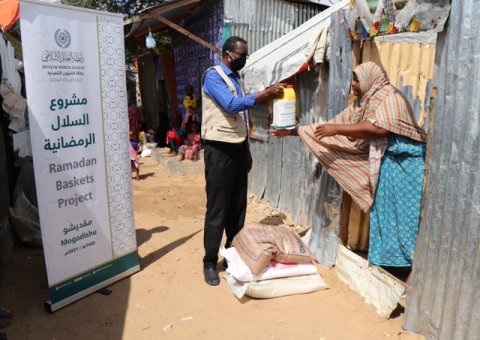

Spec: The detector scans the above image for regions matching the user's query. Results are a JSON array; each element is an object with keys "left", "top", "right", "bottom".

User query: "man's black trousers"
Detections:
[{"left": 203, "top": 140, "right": 248, "bottom": 267}]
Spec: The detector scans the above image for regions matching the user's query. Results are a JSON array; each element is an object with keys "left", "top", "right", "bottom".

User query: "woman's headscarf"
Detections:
[
  {"left": 355, "top": 61, "right": 390, "bottom": 99},
  {"left": 349, "top": 62, "right": 427, "bottom": 142}
]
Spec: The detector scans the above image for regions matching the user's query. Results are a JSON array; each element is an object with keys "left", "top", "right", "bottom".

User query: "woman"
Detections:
[
  {"left": 271, "top": 62, "right": 427, "bottom": 271},
  {"left": 128, "top": 102, "right": 141, "bottom": 135}
]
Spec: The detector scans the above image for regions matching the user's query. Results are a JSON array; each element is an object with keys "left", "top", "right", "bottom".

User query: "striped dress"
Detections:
[{"left": 298, "top": 62, "right": 427, "bottom": 266}]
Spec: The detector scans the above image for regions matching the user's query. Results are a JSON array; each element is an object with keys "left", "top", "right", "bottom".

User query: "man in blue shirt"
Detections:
[{"left": 201, "top": 36, "right": 285, "bottom": 286}]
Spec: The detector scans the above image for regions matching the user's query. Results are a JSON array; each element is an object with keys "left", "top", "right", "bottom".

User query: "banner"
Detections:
[{"left": 20, "top": 0, "right": 139, "bottom": 312}]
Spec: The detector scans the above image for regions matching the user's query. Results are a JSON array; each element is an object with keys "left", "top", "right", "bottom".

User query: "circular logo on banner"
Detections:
[{"left": 54, "top": 29, "right": 71, "bottom": 49}]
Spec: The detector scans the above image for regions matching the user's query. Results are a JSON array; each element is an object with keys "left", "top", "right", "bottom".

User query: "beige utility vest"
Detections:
[{"left": 201, "top": 66, "right": 248, "bottom": 143}]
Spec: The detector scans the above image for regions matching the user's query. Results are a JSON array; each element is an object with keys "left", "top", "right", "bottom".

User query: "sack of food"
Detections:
[
  {"left": 232, "top": 222, "right": 317, "bottom": 274},
  {"left": 226, "top": 273, "right": 329, "bottom": 299},
  {"left": 220, "top": 246, "right": 318, "bottom": 282}
]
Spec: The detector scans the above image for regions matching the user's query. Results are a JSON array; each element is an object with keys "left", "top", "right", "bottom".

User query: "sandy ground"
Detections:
[{"left": 0, "top": 157, "right": 424, "bottom": 340}]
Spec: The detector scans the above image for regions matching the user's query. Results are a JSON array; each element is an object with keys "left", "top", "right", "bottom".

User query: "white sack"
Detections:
[{"left": 220, "top": 246, "right": 318, "bottom": 282}]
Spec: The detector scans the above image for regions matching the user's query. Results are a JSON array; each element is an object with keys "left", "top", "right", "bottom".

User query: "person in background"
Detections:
[
  {"left": 166, "top": 116, "right": 186, "bottom": 156},
  {"left": 129, "top": 130, "right": 139, "bottom": 151},
  {"left": 129, "top": 132, "right": 140, "bottom": 180},
  {"left": 201, "top": 36, "right": 285, "bottom": 286},
  {"left": 128, "top": 101, "right": 141, "bottom": 135},
  {"left": 271, "top": 62, "right": 426, "bottom": 286},
  {"left": 0, "top": 307, "right": 12, "bottom": 339},
  {"left": 182, "top": 84, "right": 201, "bottom": 127},
  {"left": 178, "top": 121, "right": 201, "bottom": 161},
  {"left": 146, "top": 128, "right": 157, "bottom": 143}
]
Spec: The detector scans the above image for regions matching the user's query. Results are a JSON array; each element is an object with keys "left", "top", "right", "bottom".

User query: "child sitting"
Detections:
[
  {"left": 166, "top": 119, "right": 186, "bottom": 156},
  {"left": 178, "top": 121, "right": 202, "bottom": 161},
  {"left": 129, "top": 131, "right": 140, "bottom": 180},
  {"left": 129, "top": 130, "right": 139, "bottom": 151}
]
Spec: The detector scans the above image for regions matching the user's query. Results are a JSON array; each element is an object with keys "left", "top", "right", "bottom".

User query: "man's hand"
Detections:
[
  {"left": 314, "top": 124, "right": 337, "bottom": 140},
  {"left": 265, "top": 83, "right": 286, "bottom": 98},
  {"left": 255, "top": 83, "right": 287, "bottom": 104}
]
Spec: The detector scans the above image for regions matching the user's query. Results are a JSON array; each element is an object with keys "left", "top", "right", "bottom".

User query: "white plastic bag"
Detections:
[
  {"left": 140, "top": 149, "right": 152, "bottom": 158},
  {"left": 220, "top": 246, "right": 318, "bottom": 282},
  {"left": 145, "top": 31, "right": 156, "bottom": 49}
]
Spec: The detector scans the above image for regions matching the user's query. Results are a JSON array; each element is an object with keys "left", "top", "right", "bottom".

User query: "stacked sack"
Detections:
[{"left": 221, "top": 222, "right": 329, "bottom": 299}]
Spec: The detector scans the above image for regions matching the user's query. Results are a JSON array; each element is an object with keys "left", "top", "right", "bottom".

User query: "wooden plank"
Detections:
[
  {"left": 124, "top": 0, "right": 200, "bottom": 25},
  {"left": 335, "top": 245, "right": 405, "bottom": 318},
  {"left": 150, "top": 0, "right": 200, "bottom": 16},
  {"left": 347, "top": 200, "right": 369, "bottom": 251},
  {"left": 150, "top": 13, "right": 221, "bottom": 55}
]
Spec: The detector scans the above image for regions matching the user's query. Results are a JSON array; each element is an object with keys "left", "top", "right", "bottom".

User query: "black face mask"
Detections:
[{"left": 230, "top": 56, "right": 247, "bottom": 72}]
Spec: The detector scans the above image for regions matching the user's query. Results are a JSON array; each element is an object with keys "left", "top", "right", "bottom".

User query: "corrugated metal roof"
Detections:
[
  {"left": 224, "top": 0, "right": 323, "bottom": 54},
  {"left": 403, "top": 1, "right": 480, "bottom": 339},
  {"left": 125, "top": 0, "right": 202, "bottom": 38}
]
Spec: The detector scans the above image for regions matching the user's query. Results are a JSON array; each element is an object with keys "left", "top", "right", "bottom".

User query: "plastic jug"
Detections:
[{"left": 272, "top": 85, "right": 296, "bottom": 129}]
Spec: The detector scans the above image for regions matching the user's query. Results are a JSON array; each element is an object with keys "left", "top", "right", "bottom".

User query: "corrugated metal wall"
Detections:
[
  {"left": 249, "top": 9, "right": 352, "bottom": 266},
  {"left": 403, "top": 1, "right": 480, "bottom": 339},
  {"left": 361, "top": 35, "right": 436, "bottom": 127},
  {"left": 224, "top": 0, "right": 321, "bottom": 53}
]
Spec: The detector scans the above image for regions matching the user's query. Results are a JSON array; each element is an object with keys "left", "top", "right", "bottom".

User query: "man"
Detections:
[{"left": 201, "top": 36, "right": 285, "bottom": 286}]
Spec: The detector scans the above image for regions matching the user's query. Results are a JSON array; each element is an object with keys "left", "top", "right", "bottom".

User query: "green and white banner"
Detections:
[{"left": 20, "top": 0, "right": 139, "bottom": 312}]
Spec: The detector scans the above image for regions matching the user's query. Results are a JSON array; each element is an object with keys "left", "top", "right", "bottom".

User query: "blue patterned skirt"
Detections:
[{"left": 368, "top": 134, "right": 426, "bottom": 267}]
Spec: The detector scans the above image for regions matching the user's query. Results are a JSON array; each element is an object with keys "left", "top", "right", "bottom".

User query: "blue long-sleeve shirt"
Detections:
[{"left": 202, "top": 63, "right": 256, "bottom": 120}]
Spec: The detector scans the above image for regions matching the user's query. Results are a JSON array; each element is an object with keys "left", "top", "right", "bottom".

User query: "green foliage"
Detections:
[
  {"left": 61, "top": 0, "right": 117, "bottom": 13},
  {"left": 60, "top": 0, "right": 158, "bottom": 16}
]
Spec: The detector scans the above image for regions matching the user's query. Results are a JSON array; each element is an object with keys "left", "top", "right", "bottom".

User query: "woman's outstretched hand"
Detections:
[{"left": 314, "top": 124, "right": 337, "bottom": 140}]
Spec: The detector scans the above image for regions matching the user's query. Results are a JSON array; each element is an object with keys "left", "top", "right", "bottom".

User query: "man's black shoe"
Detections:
[{"left": 203, "top": 266, "right": 220, "bottom": 286}]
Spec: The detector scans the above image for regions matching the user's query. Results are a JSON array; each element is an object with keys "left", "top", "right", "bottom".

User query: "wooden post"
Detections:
[{"left": 150, "top": 13, "right": 221, "bottom": 55}]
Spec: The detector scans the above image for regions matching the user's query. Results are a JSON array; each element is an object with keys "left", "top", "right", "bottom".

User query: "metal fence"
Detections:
[
  {"left": 404, "top": 1, "right": 480, "bottom": 339},
  {"left": 225, "top": 0, "right": 321, "bottom": 53},
  {"left": 248, "top": 9, "right": 352, "bottom": 266}
]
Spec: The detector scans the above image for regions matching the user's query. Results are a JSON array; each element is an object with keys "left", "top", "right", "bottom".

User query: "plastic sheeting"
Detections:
[
  {"left": 403, "top": 1, "right": 480, "bottom": 339},
  {"left": 241, "top": 0, "right": 349, "bottom": 93},
  {"left": 0, "top": 0, "right": 19, "bottom": 32},
  {"left": 0, "top": 38, "right": 21, "bottom": 93}
]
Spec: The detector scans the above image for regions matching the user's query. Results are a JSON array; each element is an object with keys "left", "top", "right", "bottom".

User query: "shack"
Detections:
[
  {"left": 124, "top": 0, "right": 329, "bottom": 136},
  {"left": 243, "top": 0, "right": 480, "bottom": 339}
]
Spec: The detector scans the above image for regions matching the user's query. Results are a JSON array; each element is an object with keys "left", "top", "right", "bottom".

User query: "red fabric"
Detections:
[
  {"left": 166, "top": 129, "right": 184, "bottom": 146},
  {"left": 128, "top": 103, "right": 141, "bottom": 134},
  {"left": 0, "top": 0, "right": 19, "bottom": 32}
]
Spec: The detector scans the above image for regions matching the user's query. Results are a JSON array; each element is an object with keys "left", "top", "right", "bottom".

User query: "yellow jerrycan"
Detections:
[{"left": 271, "top": 85, "right": 296, "bottom": 129}]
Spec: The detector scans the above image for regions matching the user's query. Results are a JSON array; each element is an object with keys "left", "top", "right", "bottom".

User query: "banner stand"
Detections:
[
  {"left": 44, "top": 262, "right": 139, "bottom": 313},
  {"left": 21, "top": 0, "right": 140, "bottom": 311}
]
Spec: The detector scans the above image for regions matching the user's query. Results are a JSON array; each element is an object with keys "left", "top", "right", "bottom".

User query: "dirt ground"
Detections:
[{"left": 0, "top": 157, "right": 424, "bottom": 340}]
